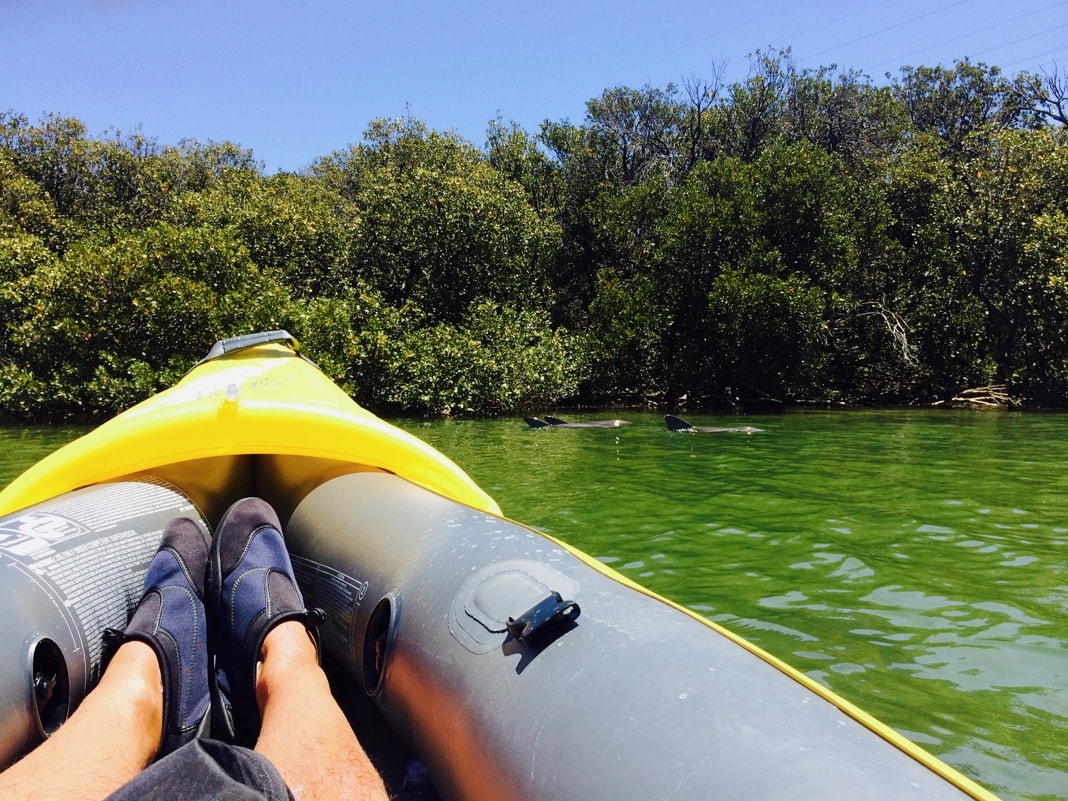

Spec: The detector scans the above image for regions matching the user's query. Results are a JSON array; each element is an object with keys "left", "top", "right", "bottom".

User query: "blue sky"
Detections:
[{"left": 3, "top": 0, "right": 1066, "bottom": 172}]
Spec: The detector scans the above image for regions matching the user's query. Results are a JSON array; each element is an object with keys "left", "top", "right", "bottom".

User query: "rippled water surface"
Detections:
[
  {"left": 400, "top": 410, "right": 1067, "bottom": 801},
  {"left": 3, "top": 410, "right": 1066, "bottom": 801}
]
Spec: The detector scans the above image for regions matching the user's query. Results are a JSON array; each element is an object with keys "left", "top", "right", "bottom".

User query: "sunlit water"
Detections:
[{"left": 3, "top": 410, "right": 1066, "bottom": 801}]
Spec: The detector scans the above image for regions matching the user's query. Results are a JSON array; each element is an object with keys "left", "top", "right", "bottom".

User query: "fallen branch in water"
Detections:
[{"left": 947, "top": 385, "right": 1013, "bottom": 408}]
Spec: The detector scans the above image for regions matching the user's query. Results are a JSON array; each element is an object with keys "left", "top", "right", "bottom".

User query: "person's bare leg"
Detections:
[
  {"left": 254, "top": 621, "right": 387, "bottom": 801},
  {"left": 0, "top": 641, "right": 162, "bottom": 801}
]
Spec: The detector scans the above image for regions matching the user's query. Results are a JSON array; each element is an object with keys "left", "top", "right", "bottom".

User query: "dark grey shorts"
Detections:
[{"left": 105, "top": 738, "right": 293, "bottom": 801}]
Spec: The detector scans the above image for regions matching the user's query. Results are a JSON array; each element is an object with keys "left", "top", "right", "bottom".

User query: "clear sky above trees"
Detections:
[{"left": 2, "top": 0, "right": 1065, "bottom": 172}]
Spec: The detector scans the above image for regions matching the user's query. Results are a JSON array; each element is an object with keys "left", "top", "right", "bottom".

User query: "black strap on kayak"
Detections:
[
  {"left": 506, "top": 592, "right": 580, "bottom": 647},
  {"left": 196, "top": 330, "right": 301, "bottom": 365}
]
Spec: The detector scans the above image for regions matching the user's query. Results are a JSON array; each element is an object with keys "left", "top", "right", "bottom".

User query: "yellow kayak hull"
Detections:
[{"left": 0, "top": 335, "right": 498, "bottom": 520}]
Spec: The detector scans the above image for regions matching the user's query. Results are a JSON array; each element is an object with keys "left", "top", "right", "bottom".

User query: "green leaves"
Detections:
[
  {"left": 706, "top": 269, "right": 826, "bottom": 399},
  {"left": 387, "top": 302, "right": 581, "bottom": 416},
  {"left": 883, "top": 126, "right": 1068, "bottom": 401},
  {"left": 1, "top": 69, "right": 1066, "bottom": 420},
  {"left": 326, "top": 122, "right": 559, "bottom": 324},
  {"left": 2, "top": 222, "right": 289, "bottom": 417}
]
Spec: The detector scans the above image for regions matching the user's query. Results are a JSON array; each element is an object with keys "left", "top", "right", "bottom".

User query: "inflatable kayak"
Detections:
[{"left": 0, "top": 331, "right": 998, "bottom": 801}]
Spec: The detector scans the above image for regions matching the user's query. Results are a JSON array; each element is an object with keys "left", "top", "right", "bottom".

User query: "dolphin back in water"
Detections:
[
  {"left": 544, "top": 415, "right": 630, "bottom": 428},
  {"left": 665, "top": 414, "right": 764, "bottom": 434},
  {"left": 525, "top": 415, "right": 631, "bottom": 428}
]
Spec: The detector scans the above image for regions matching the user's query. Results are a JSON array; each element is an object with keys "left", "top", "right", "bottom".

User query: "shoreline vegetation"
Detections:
[{"left": 2, "top": 50, "right": 1066, "bottom": 421}]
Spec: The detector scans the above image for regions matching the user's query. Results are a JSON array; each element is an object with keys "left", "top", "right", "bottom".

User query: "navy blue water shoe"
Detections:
[
  {"left": 105, "top": 516, "right": 211, "bottom": 759},
  {"left": 207, "top": 497, "right": 322, "bottom": 746}
]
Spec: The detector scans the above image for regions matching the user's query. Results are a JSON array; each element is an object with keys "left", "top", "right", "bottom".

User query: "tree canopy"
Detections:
[{"left": 1, "top": 54, "right": 1066, "bottom": 419}]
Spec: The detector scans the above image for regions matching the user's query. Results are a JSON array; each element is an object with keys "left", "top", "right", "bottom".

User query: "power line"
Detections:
[
  {"left": 795, "top": 0, "right": 972, "bottom": 66},
  {"left": 1003, "top": 44, "right": 1068, "bottom": 70},
  {"left": 971, "top": 22, "right": 1068, "bottom": 61},
  {"left": 865, "top": 0, "right": 1068, "bottom": 71}
]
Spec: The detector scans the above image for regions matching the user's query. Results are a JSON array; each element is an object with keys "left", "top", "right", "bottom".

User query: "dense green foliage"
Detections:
[{"left": 1, "top": 53, "right": 1066, "bottom": 419}]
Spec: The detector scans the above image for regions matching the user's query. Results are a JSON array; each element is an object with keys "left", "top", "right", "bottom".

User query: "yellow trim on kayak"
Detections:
[
  {"left": 530, "top": 526, "right": 1000, "bottom": 801},
  {"left": 0, "top": 343, "right": 499, "bottom": 518}
]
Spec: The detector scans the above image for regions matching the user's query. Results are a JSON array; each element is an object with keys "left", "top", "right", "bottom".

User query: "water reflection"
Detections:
[{"left": 0, "top": 424, "right": 89, "bottom": 487}]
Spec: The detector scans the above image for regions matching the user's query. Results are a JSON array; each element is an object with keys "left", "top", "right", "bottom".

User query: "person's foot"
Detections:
[
  {"left": 207, "top": 497, "right": 321, "bottom": 745},
  {"left": 105, "top": 517, "right": 211, "bottom": 758}
]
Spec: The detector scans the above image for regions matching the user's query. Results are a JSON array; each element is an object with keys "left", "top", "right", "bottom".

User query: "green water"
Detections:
[{"left": 3, "top": 411, "right": 1066, "bottom": 801}]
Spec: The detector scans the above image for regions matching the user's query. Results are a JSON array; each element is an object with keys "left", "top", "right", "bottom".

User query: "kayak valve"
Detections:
[{"left": 31, "top": 638, "right": 69, "bottom": 737}]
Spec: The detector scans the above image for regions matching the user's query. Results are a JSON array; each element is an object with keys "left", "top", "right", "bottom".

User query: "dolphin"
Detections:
[
  {"left": 545, "top": 415, "right": 631, "bottom": 428},
  {"left": 525, "top": 415, "right": 631, "bottom": 429},
  {"left": 665, "top": 414, "right": 764, "bottom": 434}
]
